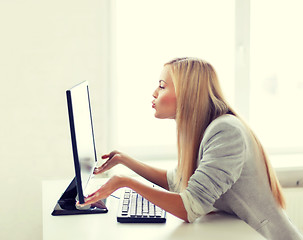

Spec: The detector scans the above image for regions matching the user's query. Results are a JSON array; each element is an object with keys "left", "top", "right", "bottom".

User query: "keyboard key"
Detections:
[
  {"left": 122, "top": 204, "right": 128, "bottom": 212},
  {"left": 124, "top": 192, "right": 130, "bottom": 199}
]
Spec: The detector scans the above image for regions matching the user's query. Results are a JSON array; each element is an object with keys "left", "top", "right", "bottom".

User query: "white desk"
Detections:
[{"left": 43, "top": 179, "right": 266, "bottom": 240}]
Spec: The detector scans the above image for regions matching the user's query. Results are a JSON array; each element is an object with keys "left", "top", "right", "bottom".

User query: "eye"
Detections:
[
  {"left": 158, "top": 80, "right": 166, "bottom": 89},
  {"left": 159, "top": 84, "right": 165, "bottom": 89}
]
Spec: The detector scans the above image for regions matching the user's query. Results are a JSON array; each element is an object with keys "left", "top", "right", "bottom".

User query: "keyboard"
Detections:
[{"left": 117, "top": 188, "right": 166, "bottom": 223}]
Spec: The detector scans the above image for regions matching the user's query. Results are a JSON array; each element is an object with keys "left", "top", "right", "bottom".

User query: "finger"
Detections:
[
  {"left": 94, "top": 166, "right": 104, "bottom": 174},
  {"left": 83, "top": 193, "right": 102, "bottom": 205},
  {"left": 84, "top": 193, "right": 95, "bottom": 200},
  {"left": 94, "top": 162, "right": 108, "bottom": 174},
  {"left": 101, "top": 154, "right": 110, "bottom": 159},
  {"left": 95, "top": 159, "right": 109, "bottom": 171},
  {"left": 76, "top": 200, "right": 90, "bottom": 207}
]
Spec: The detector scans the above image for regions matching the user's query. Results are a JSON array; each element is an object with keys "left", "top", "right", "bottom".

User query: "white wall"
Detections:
[{"left": 0, "top": 1, "right": 110, "bottom": 239}]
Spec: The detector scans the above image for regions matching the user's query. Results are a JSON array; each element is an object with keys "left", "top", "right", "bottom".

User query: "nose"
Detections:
[{"left": 152, "top": 88, "right": 158, "bottom": 99}]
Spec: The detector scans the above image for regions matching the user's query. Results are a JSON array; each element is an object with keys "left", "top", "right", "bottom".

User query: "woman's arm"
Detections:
[
  {"left": 127, "top": 177, "right": 187, "bottom": 221},
  {"left": 121, "top": 156, "right": 170, "bottom": 190},
  {"left": 80, "top": 175, "right": 188, "bottom": 222},
  {"left": 94, "top": 151, "right": 169, "bottom": 190}
]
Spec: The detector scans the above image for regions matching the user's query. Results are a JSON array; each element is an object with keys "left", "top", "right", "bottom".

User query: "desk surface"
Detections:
[{"left": 43, "top": 179, "right": 265, "bottom": 240}]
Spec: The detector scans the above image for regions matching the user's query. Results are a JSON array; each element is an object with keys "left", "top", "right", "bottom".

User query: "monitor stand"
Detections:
[{"left": 51, "top": 178, "right": 108, "bottom": 216}]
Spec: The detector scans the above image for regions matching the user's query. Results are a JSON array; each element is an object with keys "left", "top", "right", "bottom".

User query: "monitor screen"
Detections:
[{"left": 66, "top": 81, "right": 97, "bottom": 204}]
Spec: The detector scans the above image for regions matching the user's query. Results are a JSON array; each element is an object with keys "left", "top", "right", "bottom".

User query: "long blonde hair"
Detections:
[{"left": 165, "top": 57, "right": 285, "bottom": 209}]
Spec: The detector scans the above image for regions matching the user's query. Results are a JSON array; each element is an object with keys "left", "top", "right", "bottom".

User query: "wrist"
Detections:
[
  {"left": 118, "top": 153, "right": 132, "bottom": 167},
  {"left": 114, "top": 175, "right": 132, "bottom": 189},
  {"left": 121, "top": 176, "right": 138, "bottom": 190}
]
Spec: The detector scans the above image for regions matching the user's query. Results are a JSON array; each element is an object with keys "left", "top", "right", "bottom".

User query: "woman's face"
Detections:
[{"left": 152, "top": 66, "right": 177, "bottom": 119}]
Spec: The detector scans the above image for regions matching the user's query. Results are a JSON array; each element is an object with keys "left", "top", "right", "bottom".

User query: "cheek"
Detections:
[{"left": 158, "top": 93, "right": 177, "bottom": 109}]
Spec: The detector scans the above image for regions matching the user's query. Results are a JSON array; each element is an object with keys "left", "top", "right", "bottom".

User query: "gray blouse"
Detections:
[{"left": 167, "top": 114, "right": 303, "bottom": 240}]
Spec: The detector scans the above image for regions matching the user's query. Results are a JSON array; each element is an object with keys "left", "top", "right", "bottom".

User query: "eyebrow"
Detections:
[{"left": 159, "top": 80, "right": 167, "bottom": 84}]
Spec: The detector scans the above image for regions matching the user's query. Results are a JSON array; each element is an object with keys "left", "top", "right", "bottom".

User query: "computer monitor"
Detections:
[
  {"left": 66, "top": 81, "right": 98, "bottom": 204},
  {"left": 52, "top": 81, "right": 107, "bottom": 215}
]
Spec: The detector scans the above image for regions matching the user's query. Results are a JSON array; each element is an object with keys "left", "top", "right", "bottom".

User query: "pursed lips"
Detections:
[{"left": 152, "top": 101, "right": 156, "bottom": 108}]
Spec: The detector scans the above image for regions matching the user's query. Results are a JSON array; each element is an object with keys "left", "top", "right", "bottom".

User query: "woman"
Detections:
[{"left": 81, "top": 57, "right": 303, "bottom": 240}]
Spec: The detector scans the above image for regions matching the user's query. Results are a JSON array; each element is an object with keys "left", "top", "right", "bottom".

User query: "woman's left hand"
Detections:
[{"left": 78, "top": 175, "right": 128, "bottom": 206}]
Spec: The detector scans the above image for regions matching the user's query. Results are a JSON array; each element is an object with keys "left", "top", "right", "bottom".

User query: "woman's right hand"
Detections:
[{"left": 94, "top": 150, "right": 126, "bottom": 175}]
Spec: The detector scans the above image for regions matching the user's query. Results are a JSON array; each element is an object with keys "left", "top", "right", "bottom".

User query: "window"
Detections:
[
  {"left": 107, "top": 0, "right": 303, "bottom": 162},
  {"left": 250, "top": 0, "right": 303, "bottom": 154},
  {"left": 112, "top": 0, "right": 235, "bottom": 159}
]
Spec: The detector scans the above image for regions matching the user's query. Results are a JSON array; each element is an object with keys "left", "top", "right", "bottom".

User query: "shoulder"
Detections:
[
  {"left": 203, "top": 114, "right": 247, "bottom": 144},
  {"left": 199, "top": 114, "right": 248, "bottom": 160},
  {"left": 206, "top": 114, "right": 244, "bottom": 134}
]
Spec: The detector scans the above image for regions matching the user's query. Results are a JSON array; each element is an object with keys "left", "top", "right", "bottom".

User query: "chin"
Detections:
[
  {"left": 154, "top": 114, "right": 174, "bottom": 120},
  {"left": 154, "top": 110, "right": 176, "bottom": 119},
  {"left": 154, "top": 113, "right": 163, "bottom": 119}
]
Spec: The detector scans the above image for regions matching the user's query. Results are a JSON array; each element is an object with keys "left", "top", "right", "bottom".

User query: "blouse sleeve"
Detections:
[{"left": 180, "top": 120, "right": 246, "bottom": 222}]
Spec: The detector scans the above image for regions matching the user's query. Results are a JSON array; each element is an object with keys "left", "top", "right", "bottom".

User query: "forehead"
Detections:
[{"left": 159, "top": 66, "right": 173, "bottom": 84}]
